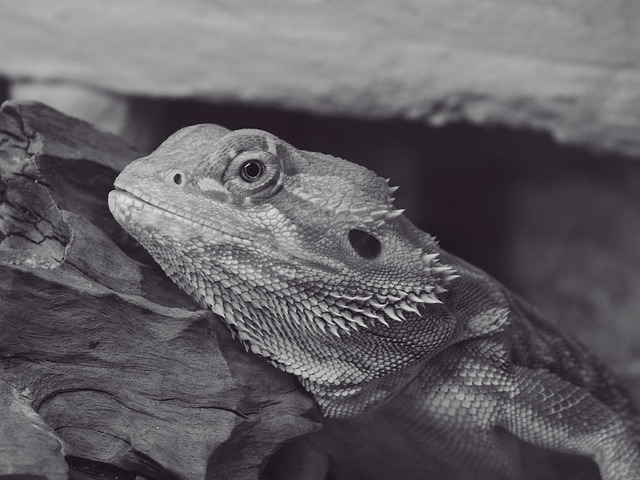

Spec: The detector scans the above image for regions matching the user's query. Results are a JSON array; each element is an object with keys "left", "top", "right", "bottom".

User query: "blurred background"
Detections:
[{"left": 1, "top": 1, "right": 639, "bottom": 398}]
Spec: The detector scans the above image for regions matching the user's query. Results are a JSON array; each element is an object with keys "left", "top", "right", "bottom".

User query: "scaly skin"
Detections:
[{"left": 109, "top": 124, "right": 640, "bottom": 480}]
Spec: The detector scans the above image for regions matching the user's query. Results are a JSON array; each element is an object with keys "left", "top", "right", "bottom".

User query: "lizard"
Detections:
[{"left": 108, "top": 124, "right": 640, "bottom": 480}]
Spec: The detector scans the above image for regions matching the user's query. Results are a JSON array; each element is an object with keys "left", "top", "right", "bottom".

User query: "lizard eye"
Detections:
[
  {"left": 223, "top": 148, "right": 281, "bottom": 200},
  {"left": 348, "top": 229, "right": 381, "bottom": 259},
  {"left": 240, "top": 160, "right": 265, "bottom": 182}
]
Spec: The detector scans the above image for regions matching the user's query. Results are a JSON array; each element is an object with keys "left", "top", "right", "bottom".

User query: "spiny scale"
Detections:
[{"left": 302, "top": 254, "right": 456, "bottom": 339}]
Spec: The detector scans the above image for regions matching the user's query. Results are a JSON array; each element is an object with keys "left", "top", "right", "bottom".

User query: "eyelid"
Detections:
[{"left": 233, "top": 150, "right": 276, "bottom": 165}]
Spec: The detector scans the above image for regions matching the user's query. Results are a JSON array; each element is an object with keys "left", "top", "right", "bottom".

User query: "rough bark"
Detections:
[{"left": 0, "top": 101, "right": 320, "bottom": 480}]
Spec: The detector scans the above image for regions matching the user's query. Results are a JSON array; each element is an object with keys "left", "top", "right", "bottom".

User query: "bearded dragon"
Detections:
[{"left": 108, "top": 124, "right": 640, "bottom": 480}]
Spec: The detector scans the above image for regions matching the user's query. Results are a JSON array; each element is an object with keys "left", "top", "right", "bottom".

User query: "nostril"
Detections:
[{"left": 164, "top": 170, "right": 187, "bottom": 188}]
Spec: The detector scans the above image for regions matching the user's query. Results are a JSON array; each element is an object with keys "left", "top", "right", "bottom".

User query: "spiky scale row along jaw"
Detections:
[{"left": 108, "top": 124, "right": 460, "bottom": 416}]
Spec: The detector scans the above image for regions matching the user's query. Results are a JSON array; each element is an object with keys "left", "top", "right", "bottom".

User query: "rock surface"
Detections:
[
  {"left": 1, "top": 0, "right": 639, "bottom": 158},
  {"left": 0, "top": 101, "right": 320, "bottom": 480}
]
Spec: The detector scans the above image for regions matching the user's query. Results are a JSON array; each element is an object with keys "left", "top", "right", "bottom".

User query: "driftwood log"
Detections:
[{"left": 0, "top": 101, "right": 321, "bottom": 480}]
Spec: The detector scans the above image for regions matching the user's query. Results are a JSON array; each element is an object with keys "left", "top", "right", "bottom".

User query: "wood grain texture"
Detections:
[
  {"left": 0, "top": 381, "right": 68, "bottom": 479},
  {"left": 0, "top": 101, "right": 320, "bottom": 480},
  {"left": 1, "top": 0, "right": 639, "bottom": 157}
]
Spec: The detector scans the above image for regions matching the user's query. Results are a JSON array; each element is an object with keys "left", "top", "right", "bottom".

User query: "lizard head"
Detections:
[{"left": 109, "top": 124, "right": 460, "bottom": 414}]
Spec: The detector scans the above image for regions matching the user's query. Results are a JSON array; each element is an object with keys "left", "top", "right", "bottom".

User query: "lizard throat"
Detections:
[{"left": 109, "top": 188, "right": 459, "bottom": 342}]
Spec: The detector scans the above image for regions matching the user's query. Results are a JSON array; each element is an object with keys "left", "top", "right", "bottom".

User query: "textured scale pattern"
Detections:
[{"left": 109, "top": 124, "right": 640, "bottom": 479}]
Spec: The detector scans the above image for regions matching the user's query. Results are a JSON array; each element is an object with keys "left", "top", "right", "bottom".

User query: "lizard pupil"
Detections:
[
  {"left": 240, "top": 160, "right": 265, "bottom": 182},
  {"left": 348, "top": 229, "right": 382, "bottom": 260},
  {"left": 173, "top": 173, "right": 183, "bottom": 185}
]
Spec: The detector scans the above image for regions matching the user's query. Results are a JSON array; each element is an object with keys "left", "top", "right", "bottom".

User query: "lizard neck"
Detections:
[
  {"left": 160, "top": 250, "right": 461, "bottom": 418},
  {"left": 295, "top": 254, "right": 512, "bottom": 419},
  {"left": 154, "top": 228, "right": 510, "bottom": 420},
  {"left": 302, "top": 355, "right": 434, "bottom": 418},
  {"left": 271, "top": 301, "right": 459, "bottom": 418}
]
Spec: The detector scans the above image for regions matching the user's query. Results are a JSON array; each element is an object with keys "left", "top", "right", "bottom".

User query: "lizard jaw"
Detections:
[{"left": 109, "top": 188, "right": 274, "bottom": 251}]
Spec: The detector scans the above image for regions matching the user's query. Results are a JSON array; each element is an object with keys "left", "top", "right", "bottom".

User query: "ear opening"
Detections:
[{"left": 348, "top": 229, "right": 381, "bottom": 260}]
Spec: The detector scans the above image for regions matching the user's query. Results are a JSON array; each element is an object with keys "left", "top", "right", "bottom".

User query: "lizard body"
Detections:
[{"left": 108, "top": 124, "right": 640, "bottom": 479}]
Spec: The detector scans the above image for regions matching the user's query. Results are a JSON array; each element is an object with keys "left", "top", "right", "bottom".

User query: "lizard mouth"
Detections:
[
  {"left": 108, "top": 188, "right": 222, "bottom": 241},
  {"left": 109, "top": 187, "right": 184, "bottom": 219},
  {"left": 108, "top": 187, "right": 279, "bottom": 253},
  {"left": 109, "top": 188, "right": 172, "bottom": 226}
]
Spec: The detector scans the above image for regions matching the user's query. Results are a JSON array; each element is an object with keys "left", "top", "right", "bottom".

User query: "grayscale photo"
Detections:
[{"left": 0, "top": 2, "right": 639, "bottom": 479}]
